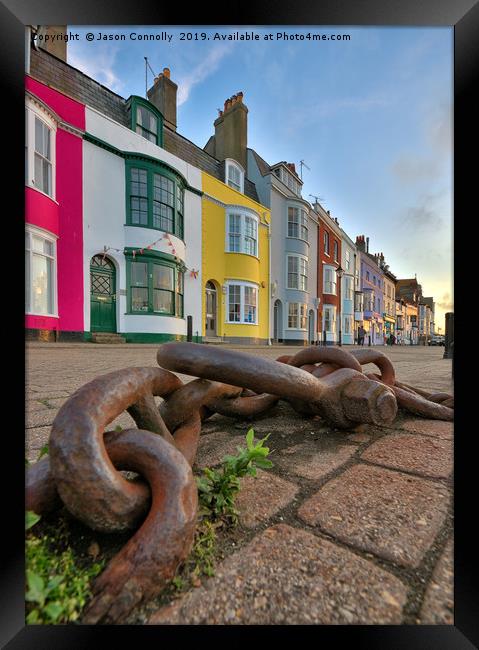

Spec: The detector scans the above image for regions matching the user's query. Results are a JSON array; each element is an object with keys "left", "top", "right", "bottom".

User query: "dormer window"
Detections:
[
  {"left": 136, "top": 105, "right": 158, "bottom": 143},
  {"left": 226, "top": 159, "right": 244, "bottom": 193},
  {"left": 128, "top": 96, "right": 163, "bottom": 147}
]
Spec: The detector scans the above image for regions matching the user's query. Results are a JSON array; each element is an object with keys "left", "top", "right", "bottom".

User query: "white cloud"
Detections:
[
  {"left": 176, "top": 44, "right": 234, "bottom": 106},
  {"left": 68, "top": 46, "right": 123, "bottom": 94}
]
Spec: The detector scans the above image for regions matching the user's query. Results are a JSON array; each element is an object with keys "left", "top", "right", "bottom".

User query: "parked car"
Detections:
[{"left": 428, "top": 335, "right": 445, "bottom": 346}]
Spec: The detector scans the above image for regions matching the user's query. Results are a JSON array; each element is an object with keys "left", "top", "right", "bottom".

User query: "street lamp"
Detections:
[{"left": 336, "top": 264, "right": 344, "bottom": 346}]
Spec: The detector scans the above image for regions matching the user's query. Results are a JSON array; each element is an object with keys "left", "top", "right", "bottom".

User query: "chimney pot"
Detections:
[{"left": 147, "top": 68, "right": 178, "bottom": 131}]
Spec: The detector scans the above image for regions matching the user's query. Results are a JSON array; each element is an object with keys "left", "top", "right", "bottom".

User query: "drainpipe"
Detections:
[{"left": 266, "top": 216, "right": 272, "bottom": 346}]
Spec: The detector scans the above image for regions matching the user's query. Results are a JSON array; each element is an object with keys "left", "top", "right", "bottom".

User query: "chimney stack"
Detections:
[
  {"left": 356, "top": 235, "right": 366, "bottom": 252},
  {"left": 211, "top": 92, "right": 248, "bottom": 170},
  {"left": 366, "top": 237, "right": 369, "bottom": 252},
  {"left": 147, "top": 67, "right": 178, "bottom": 131},
  {"left": 37, "top": 26, "right": 68, "bottom": 61}
]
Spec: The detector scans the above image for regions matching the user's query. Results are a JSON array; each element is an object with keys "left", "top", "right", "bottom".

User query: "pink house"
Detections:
[{"left": 25, "top": 76, "right": 85, "bottom": 340}]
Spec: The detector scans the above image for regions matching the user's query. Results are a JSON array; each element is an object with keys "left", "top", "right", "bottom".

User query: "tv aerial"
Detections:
[{"left": 299, "top": 160, "right": 310, "bottom": 180}]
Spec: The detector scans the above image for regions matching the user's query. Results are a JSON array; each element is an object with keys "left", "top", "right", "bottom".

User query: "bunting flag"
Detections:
[{"left": 99, "top": 233, "right": 200, "bottom": 278}]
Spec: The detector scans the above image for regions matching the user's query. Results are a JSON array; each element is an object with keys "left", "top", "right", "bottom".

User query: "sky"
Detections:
[{"left": 68, "top": 25, "right": 453, "bottom": 331}]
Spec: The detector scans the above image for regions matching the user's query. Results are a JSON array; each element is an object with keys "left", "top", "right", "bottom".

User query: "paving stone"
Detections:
[
  {"left": 194, "top": 431, "right": 247, "bottom": 469},
  {"left": 275, "top": 441, "right": 356, "bottom": 481},
  {"left": 25, "top": 410, "right": 59, "bottom": 428},
  {"left": 396, "top": 418, "right": 453, "bottom": 440},
  {"left": 361, "top": 433, "right": 453, "bottom": 479},
  {"left": 298, "top": 464, "right": 450, "bottom": 568},
  {"left": 26, "top": 400, "right": 55, "bottom": 414},
  {"left": 235, "top": 470, "right": 299, "bottom": 528},
  {"left": 150, "top": 524, "right": 408, "bottom": 625},
  {"left": 25, "top": 426, "right": 51, "bottom": 452},
  {"left": 347, "top": 433, "right": 372, "bottom": 443},
  {"left": 420, "top": 539, "right": 454, "bottom": 624},
  {"left": 45, "top": 397, "right": 70, "bottom": 408}
]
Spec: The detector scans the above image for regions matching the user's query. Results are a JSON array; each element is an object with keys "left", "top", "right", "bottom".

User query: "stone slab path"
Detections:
[{"left": 25, "top": 342, "right": 453, "bottom": 625}]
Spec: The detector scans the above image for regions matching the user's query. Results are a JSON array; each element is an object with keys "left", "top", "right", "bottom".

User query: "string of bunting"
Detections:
[{"left": 101, "top": 234, "right": 199, "bottom": 279}]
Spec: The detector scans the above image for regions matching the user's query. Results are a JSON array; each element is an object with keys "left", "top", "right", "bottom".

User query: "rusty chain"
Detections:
[{"left": 25, "top": 343, "right": 453, "bottom": 624}]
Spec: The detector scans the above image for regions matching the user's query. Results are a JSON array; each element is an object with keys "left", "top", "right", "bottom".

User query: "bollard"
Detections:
[
  {"left": 443, "top": 312, "right": 454, "bottom": 362},
  {"left": 186, "top": 315, "right": 193, "bottom": 342}
]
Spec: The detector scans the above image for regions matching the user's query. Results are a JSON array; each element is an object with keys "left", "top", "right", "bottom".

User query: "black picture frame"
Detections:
[{"left": 3, "top": 0, "right": 475, "bottom": 646}]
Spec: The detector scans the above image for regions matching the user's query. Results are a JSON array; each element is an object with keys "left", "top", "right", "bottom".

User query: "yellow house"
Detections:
[{"left": 201, "top": 171, "right": 271, "bottom": 344}]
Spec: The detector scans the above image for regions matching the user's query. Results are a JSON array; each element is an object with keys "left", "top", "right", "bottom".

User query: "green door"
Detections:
[{"left": 90, "top": 255, "right": 116, "bottom": 332}]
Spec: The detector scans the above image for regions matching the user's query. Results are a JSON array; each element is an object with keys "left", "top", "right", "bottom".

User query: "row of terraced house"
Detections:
[{"left": 25, "top": 27, "right": 436, "bottom": 346}]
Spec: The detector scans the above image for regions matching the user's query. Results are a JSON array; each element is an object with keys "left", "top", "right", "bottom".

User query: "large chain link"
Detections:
[{"left": 25, "top": 343, "right": 453, "bottom": 624}]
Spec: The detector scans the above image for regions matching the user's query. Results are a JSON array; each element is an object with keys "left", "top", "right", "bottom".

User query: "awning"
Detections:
[{"left": 383, "top": 316, "right": 395, "bottom": 323}]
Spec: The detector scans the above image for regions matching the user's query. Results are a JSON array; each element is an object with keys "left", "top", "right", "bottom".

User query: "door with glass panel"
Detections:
[
  {"left": 90, "top": 255, "right": 116, "bottom": 332},
  {"left": 205, "top": 281, "right": 217, "bottom": 336}
]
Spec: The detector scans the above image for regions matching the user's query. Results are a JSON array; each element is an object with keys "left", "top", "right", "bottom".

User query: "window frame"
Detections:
[
  {"left": 323, "top": 305, "right": 336, "bottom": 334},
  {"left": 334, "top": 240, "right": 339, "bottom": 262},
  {"left": 287, "top": 302, "right": 308, "bottom": 330},
  {"left": 344, "top": 275, "right": 354, "bottom": 301},
  {"left": 225, "top": 159, "right": 245, "bottom": 193},
  {"left": 125, "top": 249, "right": 184, "bottom": 317},
  {"left": 323, "top": 264, "right": 337, "bottom": 295},
  {"left": 287, "top": 205, "right": 309, "bottom": 242},
  {"left": 324, "top": 230, "right": 330, "bottom": 256},
  {"left": 225, "top": 280, "right": 259, "bottom": 325},
  {"left": 25, "top": 99, "right": 57, "bottom": 200},
  {"left": 128, "top": 96, "right": 163, "bottom": 147},
  {"left": 287, "top": 254, "right": 308, "bottom": 292},
  {"left": 125, "top": 160, "right": 185, "bottom": 240},
  {"left": 225, "top": 207, "right": 259, "bottom": 258},
  {"left": 25, "top": 225, "right": 58, "bottom": 317}
]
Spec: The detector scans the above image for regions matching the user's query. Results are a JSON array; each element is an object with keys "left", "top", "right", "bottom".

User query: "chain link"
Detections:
[{"left": 26, "top": 343, "right": 453, "bottom": 623}]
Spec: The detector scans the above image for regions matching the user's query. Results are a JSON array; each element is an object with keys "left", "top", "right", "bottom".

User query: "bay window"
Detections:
[
  {"left": 287, "top": 206, "right": 308, "bottom": 241},
  {"left": 25, "top": 227, "right": 57, "bottom": 316},
  {"left": 226, "top": 282, "right": 258, "bottom": 324},
  {"left": 323, "top": 265, "right": 337, "bottom": 295},
  {"left": 126, "top": 161, "right": 184, "bottom": 239},
  {"left": 127, "top": 252, "right": 184, "bottom": 317},
  {"left": 287, "top": 255, "right": 308, "bottom": 291},
  {"left": 288, "top": 302, "right": 308, "bottom": 329},
  {"left": 226, "top": 209, "right": 258, "bottom": 257},
  {"left": 354, "top": 291, "right": 364, "bottom": 312}
]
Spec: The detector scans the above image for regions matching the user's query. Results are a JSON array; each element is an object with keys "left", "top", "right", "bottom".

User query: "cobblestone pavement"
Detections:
[{"left": 25, "top": 342, "right": 453, "bottom": 625}]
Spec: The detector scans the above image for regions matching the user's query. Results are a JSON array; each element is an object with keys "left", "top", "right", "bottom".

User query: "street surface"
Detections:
[{"left": 25, "top": 342, "right": 453, "bottom": 624}]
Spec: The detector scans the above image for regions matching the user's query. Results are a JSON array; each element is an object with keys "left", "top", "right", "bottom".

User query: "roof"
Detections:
[
  {"left": 29, "top": 47, "right": 259, "bottom": 203},
  {"left": 249, "top": 148, "right": 272, "bottom": 177}
]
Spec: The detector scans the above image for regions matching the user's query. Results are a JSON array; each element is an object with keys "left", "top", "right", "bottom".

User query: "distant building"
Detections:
[
  {"left": 422, "top": 297, "right": 435, "bottom": 337},
  {"left": 376, "top": 253, "right": 396, "bottom": 342},
  {"left": 340, "top": 229, "right": 357, "bottom": 345},
  {"left": 314, "top": 203, "right": 343, "bottom": 345},
  {"left": 247, "top": 150, "right": 318, "bottom": 344},
  {"left": 355, "top": 236, "right": 385, "bottom": 345}
]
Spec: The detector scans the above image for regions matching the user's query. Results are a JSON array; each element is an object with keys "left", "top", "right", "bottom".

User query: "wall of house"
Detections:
[
  {"left": 25, "top": 76, "right": 85, "bottom": 340},
  {"left": 201, "top": 172, "right": 270, "bottom": 344},
  {"left": 340, "top": 236, "right": 356, "bottom": 345},
  {"left": 82, "top": 106, "right": 202, "bottom": 342},
  {"left": 318, "top": 217, "right": 341, "bottom": 344}
]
